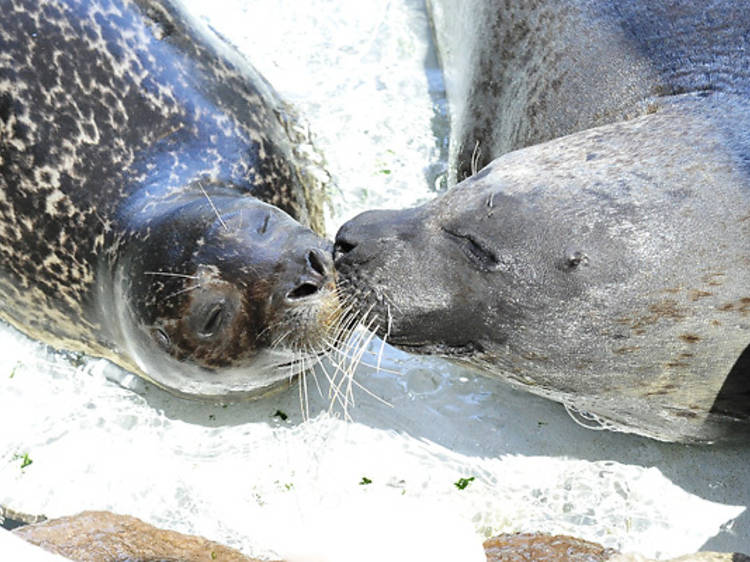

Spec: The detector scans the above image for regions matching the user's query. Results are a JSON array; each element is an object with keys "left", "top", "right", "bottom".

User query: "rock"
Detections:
[
  {"left": 484, "top": 532, "right": 750, "bottom": 562},
  {"left": 12, "top": 511, "right": 273, "bottom": 562},
  {"left": 484, "top": 532, "right": 617, "bottom": 561}
]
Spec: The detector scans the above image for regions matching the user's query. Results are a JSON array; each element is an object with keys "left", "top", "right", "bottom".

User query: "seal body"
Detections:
[
  {"left": 0, "top": 0, "right": 339, "bottom": 398},
  {"left": 335, "top": 0, "right": 750, "bottom": 442}
]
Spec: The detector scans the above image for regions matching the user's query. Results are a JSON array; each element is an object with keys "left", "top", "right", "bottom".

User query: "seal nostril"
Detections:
[
  {"left": 307, "top": 249, "right": 327, "bottom": 277},
  {"left": 333, "top": 240, "right": 357, "bottom": 259},
  {"left": 287, "top": 282, "right": 320, "bottom": 300}
]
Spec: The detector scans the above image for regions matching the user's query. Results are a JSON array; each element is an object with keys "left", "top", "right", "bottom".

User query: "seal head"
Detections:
[{"left": 112, "top": 196, "right": 338, "bottom": 398}]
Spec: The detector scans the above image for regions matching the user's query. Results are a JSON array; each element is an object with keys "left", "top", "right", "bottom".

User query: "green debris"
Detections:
[
  {"left": 8, "top": 361, "right": 23, "bottom": 379},
  {"left": 359, "top": 476, "right": 372, "bottom": 485},
  {"left": 454, "top": 476, "right": 475, "bottom": 490},
  {"left": 13, "top": 452, "right": 33, "bottom": 470},
  {"left": 273, "top": 410, "right": 288, "bottom": 421}
]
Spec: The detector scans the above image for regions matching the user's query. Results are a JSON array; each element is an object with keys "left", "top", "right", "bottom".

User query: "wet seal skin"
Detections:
[
  {"left": 0, "top": 0, "right": 344, "bottom": 399},
  {"left": 335, "top": 0, "right": 750, "bottom": 443}
]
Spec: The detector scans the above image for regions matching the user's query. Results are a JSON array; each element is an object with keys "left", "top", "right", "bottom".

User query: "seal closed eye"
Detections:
[
  {"left": 0, "top": 0, "right": 344, "bottom": 399},
  {"left": 195, "top": 301, "right": 227, "bottom": 339},
  {"left": 442, "top": 228, "right": 502, "bottom": 272}
]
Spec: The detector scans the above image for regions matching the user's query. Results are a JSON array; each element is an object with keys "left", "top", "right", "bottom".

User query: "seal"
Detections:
[
  {"left": 0, "top": 0, "right": 342, "bottom": 399},
  {"left": 334, "top": 0, "right": 750, "bottom": 443}
]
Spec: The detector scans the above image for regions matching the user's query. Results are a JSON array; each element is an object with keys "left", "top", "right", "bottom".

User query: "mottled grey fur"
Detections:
[{"left": 429, "top": 0, "right": 750, "bottom": 184}]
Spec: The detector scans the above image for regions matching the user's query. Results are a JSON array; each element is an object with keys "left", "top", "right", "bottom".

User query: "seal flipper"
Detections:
[{"left": 710, "top": 343, "right": 750, "bottom": 428}]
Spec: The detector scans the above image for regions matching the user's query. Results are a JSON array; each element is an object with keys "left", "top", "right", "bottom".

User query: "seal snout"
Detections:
[{"left": 333, "top": 208, "right": 405, "bottom": 266}]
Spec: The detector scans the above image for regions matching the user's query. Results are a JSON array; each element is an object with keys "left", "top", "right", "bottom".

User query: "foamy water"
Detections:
[{"left": 1, "top": 0, "right": 748, "bottom": 559}]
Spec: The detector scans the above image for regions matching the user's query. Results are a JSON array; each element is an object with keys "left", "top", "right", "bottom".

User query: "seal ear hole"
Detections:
[
  {"left": 152, "top": 328, "right": 171, "bottom": 351},
  {"left": 564, "top": 247, "right": 589, "bottom": 269}
]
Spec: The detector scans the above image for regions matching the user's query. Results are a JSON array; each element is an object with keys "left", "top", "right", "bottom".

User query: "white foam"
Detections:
[{"left": 0, "top": 529, "right": 69, "bottom": 561}]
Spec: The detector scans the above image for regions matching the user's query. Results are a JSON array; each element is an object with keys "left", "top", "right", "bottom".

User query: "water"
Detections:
[{"left": 1, "top": 1, "right": 748, "bottom": 559}]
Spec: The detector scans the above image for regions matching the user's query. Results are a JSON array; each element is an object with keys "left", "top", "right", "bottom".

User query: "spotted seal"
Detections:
[
  {"left": 0, "top": 0, "right": 342, "bottom": 399},
  {"left": 334, "top": 0, "right": 750, "bottom": 443}
]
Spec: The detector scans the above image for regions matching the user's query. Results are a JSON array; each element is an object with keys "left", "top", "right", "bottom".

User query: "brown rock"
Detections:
[
  {"left": 484, "top": 532, "right": 617, "bottom": 561},
  {"left": 611, "top": 554, "right": 746, "bottom": 562},
  {"left": 483, "top": 533, "right": 749, "bottom": 562},
  {"left": 12, "top": 510, "right": 275, "bottom": 562}
]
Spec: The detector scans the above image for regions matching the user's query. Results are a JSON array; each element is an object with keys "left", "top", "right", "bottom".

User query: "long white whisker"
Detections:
[
  {"left": 198, "top": 181, "right": 229, "bottom": 231},
  {"left": 144, "top": 271, "right": 199, "bottom": 279},
  {"left": 471, "top": 139, "right": 481, "bottom": 176},
  {"left": 375, "top": 303, "right": 392, "bottom": 375},
  {"left": 164, "top": 283, "right": 201, "bottom": 300}
]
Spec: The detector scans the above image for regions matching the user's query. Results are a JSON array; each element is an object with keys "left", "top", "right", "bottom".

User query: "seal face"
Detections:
[
  {"left": 0, "top": 0, "right": 341, "bottom": 398},
  {"left": 335, "top": 0, "right": 750, "bottom": 443}
]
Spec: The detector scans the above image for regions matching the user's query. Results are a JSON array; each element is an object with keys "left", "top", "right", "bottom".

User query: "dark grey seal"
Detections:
[
  {"left": 0, "top": 0, "right": 343, "bottom": 399},
  {"left": 335, "top": 0, "right": 750, "bottom": 443}
]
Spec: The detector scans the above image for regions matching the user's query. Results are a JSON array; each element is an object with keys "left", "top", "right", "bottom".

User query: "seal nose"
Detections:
[
  {"left": 333, "top": 232, "right": 357, "bottom": 262},
  {"left": 286, "top": 248, "right": 334, "bottom": 301},
  {"left": 333, "top": 209, "right": 388, "bottom": 263},
  {"left": 334, "top": 209, "right": 402, "bottom": 264}
]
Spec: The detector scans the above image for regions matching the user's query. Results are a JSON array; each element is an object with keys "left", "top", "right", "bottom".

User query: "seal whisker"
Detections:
[
  {"left": 320, "top": 344, "right": 401, "bottom": 374},
  {"left": 315, "top": 351, "right": 354, "bottom": 419},
  {"left": 271, "top": 327, "right": 297, "bottom": 348},
  {"left": 470, "top": 139, "right": 481, "bottom": 177},
  {"left": 343, "top": 322, "right": 388, "bottom": 410},
  {"left": 301, "top": 361, "right": 311, "bottom": 421},
  {"left": 163, "top": 283, "right": 202, "bottom": 300},
  {"left": 144, "top": 271, "right": 200, "bottom": 280},
  {"left": 323, "top": 310, "right": 373, "bottom": 412},
  {"left": 292, "top": 353, "right": 317, "bottom": 421},
  {"left": 197, "top": 181, "right": 229, "bottom": 231},
  {"left": 336, "top": 312, "right": 380, "bottom": 411},
  {"left": 307, "top": 353, "right": 327, "bottom": 404},
  {"left": 347, "top": 372, "right": 394, "bottom": 409},
  {"left": 373, "top": 303, "right": 393, "bottom": 375}
]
